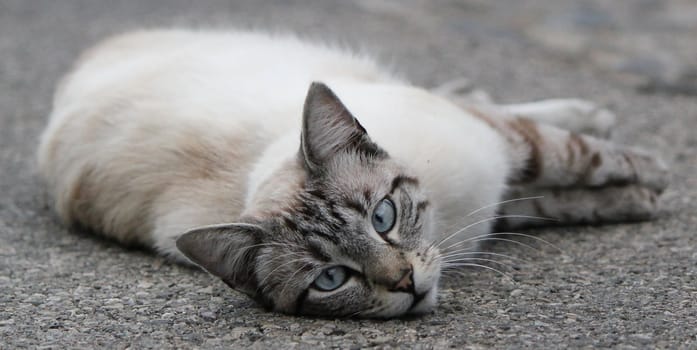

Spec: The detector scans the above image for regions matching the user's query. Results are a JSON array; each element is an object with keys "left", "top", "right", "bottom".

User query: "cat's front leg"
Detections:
[
  {"left": 495, "top": 185, "right": 661, "bottom": 230},
  {"left": 465, "top": 108, "right": 668, "bottom": 228},
  {"left": 499, "top": 118, "right": 668, "bottom": 191}
]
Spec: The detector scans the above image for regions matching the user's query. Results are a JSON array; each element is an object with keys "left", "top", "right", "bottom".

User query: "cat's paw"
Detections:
[
  {"left": 557, "top": 99, "right": 617, "bottom": 138},
  {"left": 511, "top": 99, "right": 617, "bottom": 138},
  {"left": 597, "top": 184, "right": 663, "bottom": 222},
  {"left": 583, "top": 143, "right": 668, "bottom": 195},
  {"left": 622, "top": 148, "right": 670, "bottom": 194},
  {"left": 433, "top": 77, "right": 493, "bottom": 105},
  {"left": 591, "top": 145, "right": 669, "bottom": 194}
]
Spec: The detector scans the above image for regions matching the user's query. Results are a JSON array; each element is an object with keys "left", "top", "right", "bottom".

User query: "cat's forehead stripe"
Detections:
[
  {"left": 343, "top": 198, "right": 367, "bottom": 215},
  {"left": 307, "top": 241, "right": 332, "bottom": 262},
  {"left": 362, "top": 189, "right": 371, "bottom": 202},
  {"left": 282, "top": 216, "right": 298, "bottom": 231},
  {"left": 390, "top": 175, "right": 419, "bottom": 194},
  {"left": 306, "top": 188, "right": 326, "bottom": 201}
]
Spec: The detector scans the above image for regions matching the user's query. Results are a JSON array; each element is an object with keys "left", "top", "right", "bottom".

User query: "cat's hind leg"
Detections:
[
  {"left": 433, "top": 78, "right": 493, "bottom": 106},
  {"left": 436, "top": 78, "right": 616, "bottom": 138},
  {"left": 496, "top": 99, "right": 616, "bottom": 139}
]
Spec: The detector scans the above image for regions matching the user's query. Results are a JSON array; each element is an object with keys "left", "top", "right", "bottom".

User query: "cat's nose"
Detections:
[{"left": 390, "top": 267, "right": 414, "bottom": 293}]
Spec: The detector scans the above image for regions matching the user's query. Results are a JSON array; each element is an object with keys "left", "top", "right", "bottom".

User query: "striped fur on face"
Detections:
[{"left": 177, "top": 83, "right": 441, "bottom": 318}]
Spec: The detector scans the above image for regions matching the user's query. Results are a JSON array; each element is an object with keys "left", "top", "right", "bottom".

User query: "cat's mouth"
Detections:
[
  {"left": 409, "top": 291, "right": 428, "bottom": 310},
  {"left": 406, "top": 287, "right": 436, "bottom": 315}
]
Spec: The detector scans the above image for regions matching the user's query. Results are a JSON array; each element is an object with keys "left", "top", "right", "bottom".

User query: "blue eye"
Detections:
[
  {"left": 372, "top": 198, "right": 396, "bottom": 234},
  {"left": 313, "top": 266, "right": 349, "bottom": 291}
]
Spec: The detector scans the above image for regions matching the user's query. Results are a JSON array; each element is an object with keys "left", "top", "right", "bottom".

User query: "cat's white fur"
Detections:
[{"left": 39, "top": 30, "right": 508, "bottom": 261}]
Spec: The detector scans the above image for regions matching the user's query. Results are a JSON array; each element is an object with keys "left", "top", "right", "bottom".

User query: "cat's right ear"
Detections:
[
  {"left": 176, "top": 223, "right": 263, "bottom": 295},
  {"left": 300, "top": 82, "right": 385, "bottom": 173}
]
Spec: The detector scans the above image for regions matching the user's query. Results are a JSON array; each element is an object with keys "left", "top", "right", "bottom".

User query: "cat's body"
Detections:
[{"left": 38, "top": 30, "right": 668, "bottom": 318}]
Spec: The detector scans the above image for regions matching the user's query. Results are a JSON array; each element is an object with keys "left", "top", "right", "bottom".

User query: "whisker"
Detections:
[
  {"left": 257, "top": 257, "right": 312, "bottom": 291},
  {"left": 238, "top": 242, "right": 307, "bottom": 252},
  {"left": 442, "top": 263, "right": 515, "bottom": 283},
  {"left": 442, "top": 257, "right": 516, "bottom": 270},
  {"left": 440, "top": 232, "right": 494, "bottom": 251},
  {"left": 256, "top": 251, "right": 304, "bottom": 264},
  {"left": 440, "top": 251, "right": 528, "bottom": 264},
  {"left": 466, "top": 196, "right": 545, "bottom": 217},
  {"left": 426, "top": 221, "right": 466, "bottom": 249},
  {"left": 460, "top": 237, "right": 541, "bottom": 254},
  {"left": 257, "top": 258, "right": 309, "bottom": 292},
  {"left": 347, "top": 303, "right": 386, "bottom": 318},
  {"left": 438, "top": 243, "right": 478, "bottom": 255},
  {"left": 427, "top": 194, "right": 546, "bottom": 249},
  {"left": 490, "top": 232, "right": 564, "bottom": 253},
  {"left": 227, "top": 242, "right": 306, "bottom": 283},
  {"left": 254, "top": 251, "right": 306, "bottom": 278},
  {"left": 435, "top": 214, "right": 557, "bottom": 249},
  {"left": 444, "top": 232, "right": 564, "bottom": 254},
  {"left": 278, "top": 262, "right": 315, "bottom": 297},
  {"left": 433, "top": 218, "right": 495, "bottom": 249},
  {"left": 347, "top": 306, "right": 371, "bottom": 318},
  {"left": 440, "top": 226, "right": 562, "bottom": 252}
]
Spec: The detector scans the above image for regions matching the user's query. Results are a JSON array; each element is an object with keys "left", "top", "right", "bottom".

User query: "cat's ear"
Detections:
[
  {"left": 176, "top": 223, "right": 263, "bottom": 295},
  {"left": 300, "top": 82, "right": 385, "bottom": 173}
]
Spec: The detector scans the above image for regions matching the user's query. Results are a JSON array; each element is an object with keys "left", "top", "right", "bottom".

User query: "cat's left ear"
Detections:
[
  {"left": 176, "top": 223, "right": 264, "bottom": 296},
  {"left": 300, "top": 82, "right": 386, "bottom": 173}
]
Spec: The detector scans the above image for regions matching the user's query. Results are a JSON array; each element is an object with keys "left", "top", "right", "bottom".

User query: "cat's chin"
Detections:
[
  {"left": 360, "top": 286, "right": 437, "bottom": 319},
  {"left": 371, "top": 286, "right": 439, "bottom": 319},
  {"left": 406, "top": 286, "right": 438, "bottom": 316}
]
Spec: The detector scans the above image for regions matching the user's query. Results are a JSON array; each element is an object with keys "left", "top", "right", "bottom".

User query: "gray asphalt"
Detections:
[{"left": 1, "top": 0, "right": 696, "bottom": 348}]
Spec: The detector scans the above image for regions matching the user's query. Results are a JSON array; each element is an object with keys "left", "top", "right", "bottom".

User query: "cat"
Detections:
[{"left": 37, "top": 30, "right": 668, "bottom": 318}]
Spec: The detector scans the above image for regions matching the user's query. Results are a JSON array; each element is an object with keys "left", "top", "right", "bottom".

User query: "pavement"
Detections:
[{"left": 1, "top": 0, "right": 696, "bottom": 348}]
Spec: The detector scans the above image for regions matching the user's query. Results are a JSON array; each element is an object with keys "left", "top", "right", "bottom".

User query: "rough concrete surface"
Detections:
[{"left": 1, "top": 0, "right": 696, "bottom": 348}]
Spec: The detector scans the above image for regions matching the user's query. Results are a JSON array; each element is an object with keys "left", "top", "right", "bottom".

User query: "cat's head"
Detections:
[{"left": 176, "top": 83, "right": 441, "bottom": 318}]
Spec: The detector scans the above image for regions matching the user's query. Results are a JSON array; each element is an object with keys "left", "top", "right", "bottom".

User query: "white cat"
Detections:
[{"left": 38, "top": 30, "right": 667, "bottom": 317}]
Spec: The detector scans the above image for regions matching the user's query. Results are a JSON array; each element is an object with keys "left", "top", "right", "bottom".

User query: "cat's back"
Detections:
[
  {"left": 37, "top": 29, "right": 397, "bottom": 246},
  {"left": 54, "top": 30, "right": 394, "bottom": 118},
  {"left": 44, "top": 30, "right": 398, "bottom": 159}
]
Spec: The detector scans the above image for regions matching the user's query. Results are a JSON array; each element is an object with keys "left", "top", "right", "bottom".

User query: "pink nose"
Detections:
[{"left": 391, "top": 268, "right": 414, "bottom": 293}]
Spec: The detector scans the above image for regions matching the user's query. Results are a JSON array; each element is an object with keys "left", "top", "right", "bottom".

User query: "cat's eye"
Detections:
[
  {"left": 313, "top": 266, "right": 349, "bottom": 291},
  {"left": 372, "top": 198, "right": 396, "bottom": 234}
]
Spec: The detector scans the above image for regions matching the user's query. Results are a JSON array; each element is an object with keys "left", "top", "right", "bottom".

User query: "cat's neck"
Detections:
[{"left": 243, "top": 132, "right": 304, "bottom": 217}]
